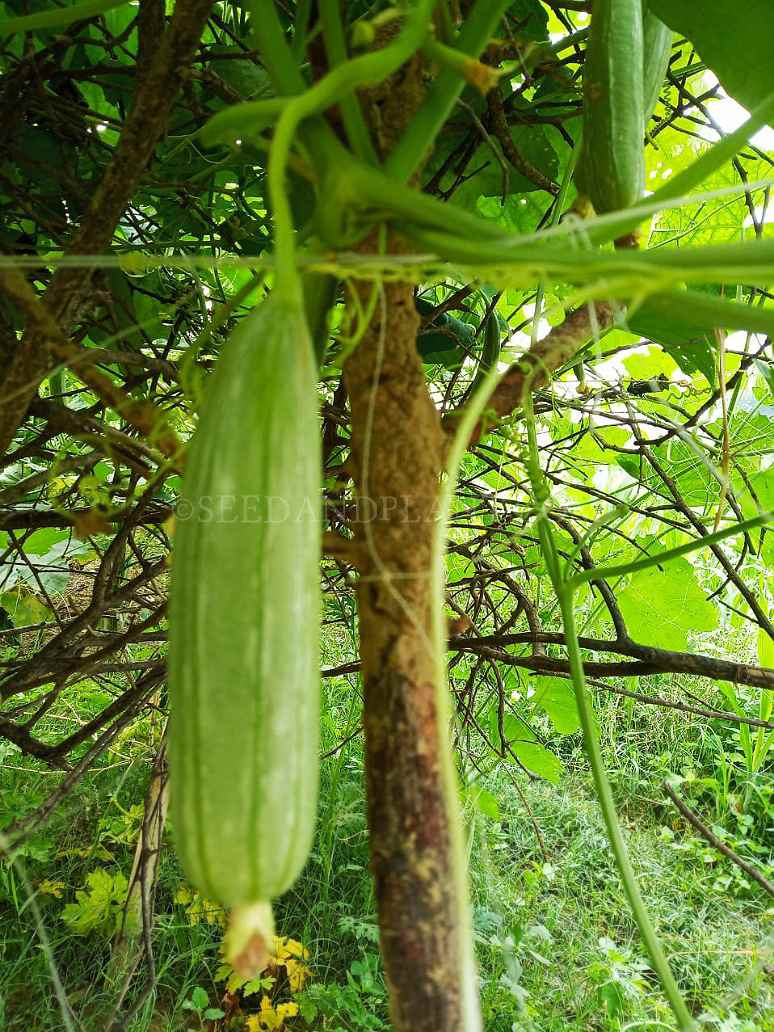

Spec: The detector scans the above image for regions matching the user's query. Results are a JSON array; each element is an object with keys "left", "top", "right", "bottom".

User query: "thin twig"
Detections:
[{"left": 663, "top": 781, "right": 774, "bottom": 898}]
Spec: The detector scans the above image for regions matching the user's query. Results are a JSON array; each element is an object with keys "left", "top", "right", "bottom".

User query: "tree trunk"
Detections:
[{"left": 344, "top": 272, "right": 469, "bottom": 1030}]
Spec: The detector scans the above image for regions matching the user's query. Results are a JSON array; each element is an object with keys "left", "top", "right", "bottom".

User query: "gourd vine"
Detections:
[{"left": 2, "top": 4, "right": 773, "bottom": 1031}]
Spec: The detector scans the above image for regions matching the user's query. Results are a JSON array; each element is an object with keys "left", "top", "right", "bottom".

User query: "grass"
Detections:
[
  {"left": 470, "top": 778, "right": 771, "bottom": 1030},
  {"left": 0, "top": 670, "right": 771, "bottom": 1031}
]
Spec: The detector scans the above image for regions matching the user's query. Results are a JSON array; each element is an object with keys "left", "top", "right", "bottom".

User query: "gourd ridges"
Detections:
[{"left": 169, "top": 302, "right": 320, "bottom": 910}]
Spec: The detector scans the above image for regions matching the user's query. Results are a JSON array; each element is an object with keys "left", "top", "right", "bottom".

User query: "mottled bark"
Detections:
[{"left": 344, "top": 272, "right": 466, "bottom": 1030}]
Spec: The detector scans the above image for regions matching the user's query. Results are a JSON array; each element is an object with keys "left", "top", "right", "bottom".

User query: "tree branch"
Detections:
[
  {"left": 0, "top": 0, "right": 214, "bottom": 453},
  {"left": 664, "top": 781, "right": 774, "bottom": 898},
  {"left": 486, "top": 88, "right": 559, "bottom": 196},
  {"left": 448, "top": 301, "right": 616, "bottom": 445},
  {"left": 454, "top": 631, "right": 774, "bottom": 691},
  {"left": 322, "top": 632, "right": 774, "bottom": 696}
]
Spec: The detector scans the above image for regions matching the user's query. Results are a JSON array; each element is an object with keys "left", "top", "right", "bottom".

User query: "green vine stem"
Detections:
[
  {"left": 246, "top": 0, "right": 345, "bottom": 171},
  {"left": 400, "top": 222, "right": 774, "bottom": 290},
  {"left": 319, "top": 0, "right": 377, "bottom": 164},
  {"left": 0, "top": 0, "right": 126, "bottom": 35},
  {"left": 249, "top": 2, "right": 773, "bottom": 270},
  {"left": 292, "top": 0, "right": 312, "bottom": 60},
  {"left": 267, "top": 0, "right": 437, "bottom": 297},
  {"left": 432, "top": 350, "right": 517, "bottom": 1032},
  {"left": 420, "top": 38, "right": 499, "bottom": 94},
  {"left": 569, "top": 511, "right": 772, "bottom": 588},
  {"left": 247, "top": 0, "right": 307, "bottom": 95},
  {"left": 248, "top": 2, "right": 774, "bottom": 296},
  {"left": 345, "top": 160, "right": 774, "bottom": 279},
  {"left": 522, "top": 388, "right": 698, "bottom": 1030},
  {"left": 557, "top": 585, "right": 697, "bottom": 1030},
  {"left": 385, "top": 0, "right": 512, "bottom": 182}
]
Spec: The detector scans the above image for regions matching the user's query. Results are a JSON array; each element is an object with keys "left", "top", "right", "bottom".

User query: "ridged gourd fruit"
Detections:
[{"left": 168, "top": 294, "right": 321, "bottom": 974}]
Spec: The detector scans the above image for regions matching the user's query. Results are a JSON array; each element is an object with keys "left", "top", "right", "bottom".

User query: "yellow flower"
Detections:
[
  {"left": 174, "top": 885, "right": 225, "bottom": 927},
  {"left": 267, "top": 936, "right": 312, "bottom": 991},
  {"left": 244, "top": 995, "right": 300, "bottom": 1030},
  {"left": 285, "top": 958, "right": 312, "bottom": 993},
  {"left": 174, "top": 885, "right": 193, "bottom": 905},
  {"left": 38, "top": 879, "right": 65, "bottom": 898},
  {"left": 283, "top": 938, "right": 309, "bottom": 960}
]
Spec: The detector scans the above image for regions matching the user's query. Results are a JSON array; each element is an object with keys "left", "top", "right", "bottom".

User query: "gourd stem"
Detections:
[
  {"left": 522, "top": 392, "right": 696, "bottom": 1031},
  {"left": 268, "top": 0, "right": 437, "bottom": 297},
  {"left": 247, "top": 0, "right": 343, "bottom": 167},
  {"left": 247, "top": 0, "right": 307, "bottom": 96},
  {"left": 557, "top": 590, "right": 696, "bottom": 1030},
  {"left": 371, "top": 95, "right": 774, "bottom": 254},
  {"left": 319, "top": 0, "right": 378, "bottom": 164},
  {"left": 346, "top": 159, "right": 508, "bottom": 240},
  {"left": 384, "top": 0, "right": 512, "bottom": 183},
  {"left": 252, "top": 1, "right": 774, "bottom": 262},
  {"left": 291, "top": 0, "right": 312, "bottom": 60},
  {"left": 569, "top": 511, "right": 772, "bottom": 588}
]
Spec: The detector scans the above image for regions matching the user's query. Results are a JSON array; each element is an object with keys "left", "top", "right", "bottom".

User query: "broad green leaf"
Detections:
[
  {"left": 627, "top": 299, "right": 717, "bottom": 386},
  {"left": 190, "top": 987, "right": 209, "bottom": 1012},
  {"left": 467, "top": 784, "right": 501, "bottom": 821},
  {"left": 533, "top": 676, "right": 581, "bottom": 734},
  {"left": 211, "top": 53, "right": 274, "bottom": 100},
  {"left": 650, "top": 0, "right": 774, "bottom": 109},
  {"left": 738, "top": 469, "right": 774, "bottom": 519},
  {"left": 23, "top": 528, "right": 69, "bottom": 556},
  {"left": 416, "top": 298, "right": 475, "bottom": 368},
  {"left": 509, "top": 741, "right": 563, "bottom": 784},
  {"left": 617, "top": 555, "right": 719, "bottom": 650},
  {"left": 479, "top": 191, "right": 552, "bottom": 235},
  {"left": 447, "top": 553, "right": 476, "bottom": 583},
  {"left": 0, "top": 589, "right": 52, "bottom": 627},
  {"left": 103, "top": 1, "right": 135, "bottom": 38},
  {"left": 416, "top": 332, "right": 465, "bottom": 368},
  {"left": 61, "top": 868, "right": 128, "bottom": 935},
  {"left": 487, "top": 707, "right": 536, "bottom": 750},
  {"left": 623, "top": 347, "right": 678, "bottom": 381},
  {"left": 483, "top": 468, "right": 514, "bottom": 492},
  {"left": 507, "top": 0, "right": 548, "bottom": 42},
  {"left": 756, "top": 359, "right": 774, "bottom": 398},
  {"left": 619, "top": 438, "right": 719, "bottom": 510},
  {"left": 758, "top": 627, "right": 774, "bottom": 669},
  {"left": 424, "top": 113, "right": 558, "bottom": 213}
]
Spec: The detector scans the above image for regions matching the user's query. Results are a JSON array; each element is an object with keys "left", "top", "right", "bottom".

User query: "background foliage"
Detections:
[{"left": 0, "top": 1, "right": 772, "bottom": 1029}]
